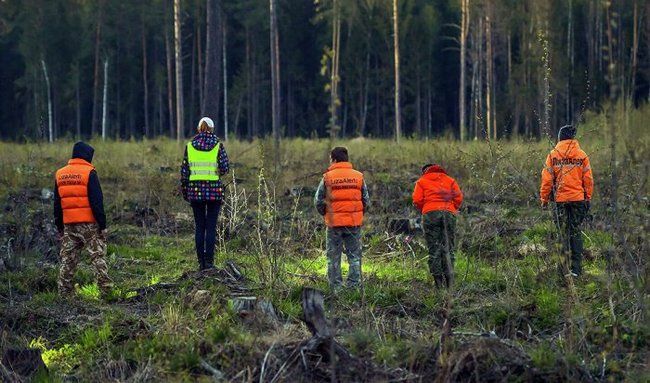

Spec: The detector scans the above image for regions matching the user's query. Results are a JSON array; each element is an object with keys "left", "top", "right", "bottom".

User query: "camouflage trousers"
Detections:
[
  {"left": 423, "top": 211, "right": 456, "bottom": 288},
  {"left": 553, "top": 201, "right": 588, "bottom": 275},
  {"left": 326, "top": 226, "right": 362, "bottom": 288},
  {"left": 58, "top": 223, "right": 112, "bottom": 296}
]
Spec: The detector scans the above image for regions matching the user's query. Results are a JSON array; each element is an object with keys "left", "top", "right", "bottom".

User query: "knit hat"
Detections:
[
  {"left": 558, "top": 125, "right": 576, "bottom": 141},
  {"left": 197, "top": 117, "right": 215, "bottom": 133},
  {"left": 71, "top": 141, "right": 94, "bottom": 163},
  {"left": 421, "top": 163, "right": 434, "bottom": 174}
]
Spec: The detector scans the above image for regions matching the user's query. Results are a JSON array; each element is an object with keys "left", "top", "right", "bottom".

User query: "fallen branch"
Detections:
[{"left": 199, "top": 358, "right": 224, "bottom": 381}]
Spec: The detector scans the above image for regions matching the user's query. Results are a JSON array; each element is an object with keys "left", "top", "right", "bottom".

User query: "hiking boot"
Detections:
[{"left": 433, "top": 275, "right": 445, "bottom": 289}]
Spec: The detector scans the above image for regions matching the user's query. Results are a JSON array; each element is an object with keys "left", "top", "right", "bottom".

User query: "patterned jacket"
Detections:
[{"left": 180, "top": 132, "right": 229, "bottom": 201}]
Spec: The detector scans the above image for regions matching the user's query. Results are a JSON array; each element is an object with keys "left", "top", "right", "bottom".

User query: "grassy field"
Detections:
[{"left": 0, "top": 106, "right": 648, "bottom": 382}]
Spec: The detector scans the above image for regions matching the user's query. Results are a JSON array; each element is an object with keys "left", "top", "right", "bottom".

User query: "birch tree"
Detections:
[
  {"left": 174, "top": 0, "right": 184, "bottom": 141},
  {"left": 102, "top": 58, "right": 108, "bottom": 140},
  {"left": 270, "top": 0, "right": 281, "bottom": 150},
  {"left": 40, "top": 60, "right": 53, "bottom": 143},
  {"left": 203, "top": 0, "right": 221, "bottom": 123},
  {"left": 459, "top": 0, "right": 469, "bottom": 141},
  {"left": 392, "top": 0, "right": 401, "bottom": 142},
  {"left": 328, "top": 0, "right": 342, "bottom": 139}
]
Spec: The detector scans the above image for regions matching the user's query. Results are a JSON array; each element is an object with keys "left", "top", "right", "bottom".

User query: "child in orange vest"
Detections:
[
  {"left": 412, "top": 164, "right": 463, "bottom": 288},
  {"left": 314, "top": 147, "right": 370, "bottom": 289},
  {"left": 54, "top": 142, "right": 111, "bottom": 298}
]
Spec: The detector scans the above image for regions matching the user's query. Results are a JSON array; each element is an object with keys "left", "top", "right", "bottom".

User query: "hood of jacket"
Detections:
[
  {"left": 72, "top": 141, "right": 94, "bottom": 163},
  {"left": 422, "top": 164, "right": 447, "bottom": 177},
  {"left": 191, "top": 132, "right": 219, "bottom": 151},
  {"left": 553, "top": 139, "right": 581, "bottom": 156}
]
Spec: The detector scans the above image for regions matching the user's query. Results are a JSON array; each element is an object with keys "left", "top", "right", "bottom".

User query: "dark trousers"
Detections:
[
  {"left": 423, "top": 210, "right": 456, "bottom": 287},
  {"left": 191, "top": 201, "right": 222, "bottom": 270},
  {"left": 554, "top": 201, "right": 588, "bottom": 275}
]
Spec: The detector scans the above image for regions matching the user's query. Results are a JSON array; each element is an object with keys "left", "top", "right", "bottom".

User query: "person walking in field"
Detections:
[
  {"left": 412, "top": 164, "right": 463, "bottom": 288},
  {"left": 180, "top": 117, "right": 229, "bottom": 271},
  {"left": 540, "top": 125, "right": 594, "bottom": 277},
  {"left": 314, "top": 147, "right": 369, "bottom": 290},
  {"left": 54, "top": 142, "right": 111, "bottom": 299}
]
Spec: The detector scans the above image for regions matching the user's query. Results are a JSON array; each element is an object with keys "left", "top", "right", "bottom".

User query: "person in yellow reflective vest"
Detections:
[{"left": 180, "top": 117, "right": 230, "bottom": 270}]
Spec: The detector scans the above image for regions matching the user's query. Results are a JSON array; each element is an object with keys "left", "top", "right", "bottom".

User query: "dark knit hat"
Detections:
[
  {"left": 421, "top": 163, "right": 434, "bottom": 174},
  {"left": 71, "top": 141, "right": 94, "bottom": 163},
  {"left": 558, "top": 125, "right": 576, "bottom": 141}
]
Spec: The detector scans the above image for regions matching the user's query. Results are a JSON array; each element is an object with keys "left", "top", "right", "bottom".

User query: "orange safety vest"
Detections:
[
  {"left": 55, "top": 158, "right": 96, "bottom": 224},
  {"left": 323, "top": 162, "right": 364, "bottom": 228}
]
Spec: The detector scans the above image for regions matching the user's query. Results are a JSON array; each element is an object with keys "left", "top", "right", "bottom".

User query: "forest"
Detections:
[{"left": 0, "top": 0, "right": 648, "bottom": 141}]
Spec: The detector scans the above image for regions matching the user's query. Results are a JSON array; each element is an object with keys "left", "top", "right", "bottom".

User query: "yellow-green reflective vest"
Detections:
[{"left": 187, "top": 142, "right": 221, "bottom": 181}]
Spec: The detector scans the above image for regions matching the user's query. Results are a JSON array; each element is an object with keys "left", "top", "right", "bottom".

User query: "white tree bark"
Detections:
[
  {"left": 102, "top": 58, "right": 108, "bottom": 140},
  {"left": 223, "top": 17, "right": 228, "bottom": 141},
  {"left": 329, "top": 0, "right": 341, "bottom": 139},
  {"left": 459, "top": 0, "right": 469, "bottom": 141},
  {"left": 40, "top": 59, "right": 53, "bottom": 143},
  {"left": 392, "top": 0, "right": 401, "bottom": 142},
  {"left": 269, "top": 0, "right": 281, "bottom": 151},
  {"left": 174, "top": 0, "right": 184, "bottom": 141}
]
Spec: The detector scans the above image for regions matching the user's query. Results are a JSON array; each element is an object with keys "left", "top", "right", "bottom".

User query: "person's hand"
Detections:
[
  {"left": 541, "top": 201, "right": 549, "bottom": 210},
  {"left": 584, "top": 200, "right": 590, "bottom": 211}
]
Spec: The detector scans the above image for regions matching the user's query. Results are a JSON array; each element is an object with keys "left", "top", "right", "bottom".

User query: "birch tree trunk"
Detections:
[
  {"left": 142, "top": 24, "right": 150, "bottom": 137},
  {"left": 392, "top": 0, "right": 401, "bottom": 142},
  {"left": 485, "top": 11, "right": 493, "bottom": 140},
  {"left": 102, "top": 58, "right": 108, "bottom": 140},
  {"left": 165, "top": 8, "right": 175, "bottom": 138},
  {"left": 604, "top": 0, "right": 619, "bottom": 216},
  {"left": 91, "top": 14, "right": 102, "bottom": 137},
  {"left": 459, "top": 0, "right": 469, "bottom": 141},
  {"left": 174, "top": 0, "right": 184, "bottom": 141},
  {"left": 41, "top": 60, "right": 53, "bottom": 143},
  {"left": 203, "top": 0, "right": 221, "bottom": 122},
  {"left": 540, "top": 22, "right": 551, "bottom": 139},
  {"left": 222, "top": 15, "right": 228, "bottom": 141},
  {"left": 329, "top": 0, "right": 341, "bottom": 139},
  {"left": 269, "top": 0, "right": 281, "bottom": 150}
]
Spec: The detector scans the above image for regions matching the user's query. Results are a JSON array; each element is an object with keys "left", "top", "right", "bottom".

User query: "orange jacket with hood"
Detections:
[
  {"left": 412, "top": 165, "right": 463, "bottom": 215},
  {"left": 540, "top": 139, "right": 594, "bottom": 203}
]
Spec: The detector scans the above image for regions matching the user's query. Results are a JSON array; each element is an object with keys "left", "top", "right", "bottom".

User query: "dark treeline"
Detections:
[{"left": 0, "top": 0, "right": 648, "bottom": 141}]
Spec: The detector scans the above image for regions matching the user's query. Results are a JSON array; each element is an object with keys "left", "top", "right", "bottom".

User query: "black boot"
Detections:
[
  {"left": 203, "top": 253, "right": 215, "bottom": 269},
  {"left": 433, "top": 274, "right": 445, "bottom": 289},
  {"left": 197, "top": 253, "right": 206, "bottom": 271}
]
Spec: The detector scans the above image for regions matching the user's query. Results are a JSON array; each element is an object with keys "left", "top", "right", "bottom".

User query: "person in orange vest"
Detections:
[
  {"left": 412, "top": 164, "right": 463, "bottom": 288},
  {"left": 540, "top": 125, "right": 594, "bottom": 277},
  {"left": 314, "top": 147, "right": 369, "bottom": 289},
  {"left": 54, "top": 142, "right": 111, "bottom": 299}
]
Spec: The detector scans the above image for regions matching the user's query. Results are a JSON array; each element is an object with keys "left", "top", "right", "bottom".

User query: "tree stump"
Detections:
[
  {"left": 300, "top": 288, "right": 350, "bottom": 362},
  {"left": 1, "top": 348, "right": 47, "bottom": 378}
]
